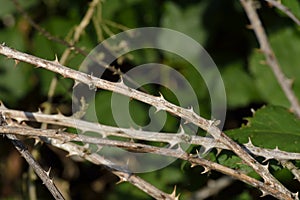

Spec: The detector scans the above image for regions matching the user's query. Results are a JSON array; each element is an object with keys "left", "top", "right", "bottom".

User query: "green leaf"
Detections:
[
  {"left": 216, "top": 151, "right": 260, "bottom": 180},
  {"left": 160, "top": 1, "right": 207, "bottom": 43},
  {"left": 226, "top": 105, "right": 300, "bottom": 152},
  {"left": 222, "top": 62, "right": 261, "bottom": 108},
  {"left": 249, "top": 27, "right": 300, "bottom": 107},
  {"left": 0, "top": 28, "right": 32, "bottom": 105}
]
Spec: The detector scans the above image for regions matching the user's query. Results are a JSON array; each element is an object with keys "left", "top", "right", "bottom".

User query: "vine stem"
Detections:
[
  {"left": 0, "top": 44, "right": 296, "bottom": 200},
  {"left": 240, "top": 0, "right": 300, "bottom": 118}
]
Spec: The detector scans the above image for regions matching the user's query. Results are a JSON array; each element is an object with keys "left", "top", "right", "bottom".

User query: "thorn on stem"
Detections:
[
  {"left": 53, "top": 54, "right": 60, "bottom": 64},
  {"left": 14, "top": 59, "right": 20, "bottom": 67}
]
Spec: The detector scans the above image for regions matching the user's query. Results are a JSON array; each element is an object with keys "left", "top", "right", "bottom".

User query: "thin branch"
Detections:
[
  {"left": 45, "top": 138, "right": 179, "bottom": 200},
  {"left": 60, "top": 0, "right": 100, "bottom": 65},
  {"left": 6, "top": 134, "right": 65, "bottom": 200},
  {"left": 11, "top": 0, "right": 86, "bottom": 56},
  {"left": 264, "top": 0, "right": 300, "bottom": 26},
  {"left": 1, "top": 106, "right": 300, "bottom": 161},
  {"left": 42, "top": 0, "right": 100, "bottom": 128},
  {"left": 0, "top": 113, "right": 64, "bottom": 200},
  {"left": 12, "top": 0, "right": 144, "bottom": 93},
  {"left": 240, "top": 0, "right": 300, "bottom": 118},
  {"left": 0, "top": 44, "right": 296, "bottom": 200},
  {"left": 280, "top": 160, "right": 300, "bottom": 183},
  {"left": 189, "top": 176, "right": 234, "bottom": 200}
]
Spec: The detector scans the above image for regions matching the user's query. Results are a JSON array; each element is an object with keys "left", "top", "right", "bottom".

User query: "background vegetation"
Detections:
[{"left": 0, "top": 0, "right": 299, "bottom": 199}]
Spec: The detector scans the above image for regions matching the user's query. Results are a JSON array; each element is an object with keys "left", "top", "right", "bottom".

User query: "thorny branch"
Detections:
[
  {"left": 0, "top": 124, "right": 291, "bottom": 200},
  {"left": 0, "top": 113, "right": 64, "bottom": 200},
  {"left": 42, "top": 135, "right": 179, "bottom": 200},
  {"left": 1, "top": 105, "right": 300, "bottom": 161},
  {"left": 240, "top": 0, "right": 300, "bottom": 118},
  {"left": 0, "top": 43, "right": 298, "bottom": 200},
  {"left": 1, "top": 1, "right": 299, "bottom": 199}
]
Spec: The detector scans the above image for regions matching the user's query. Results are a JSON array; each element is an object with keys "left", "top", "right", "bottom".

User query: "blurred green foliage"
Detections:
[{"left": 0, "top": 0, "right": 300, "bottom": 199}]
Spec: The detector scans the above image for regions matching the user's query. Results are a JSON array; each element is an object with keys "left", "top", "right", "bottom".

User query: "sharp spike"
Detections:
[
  {"left": 188, "top": 106, "right": 194, "bottom": 112},
  {"left": 14, "top": 59, "right": 20, "bottom": 67},
  {"left": 201, "top": 166, "right": 210, "bottom": 174},
  {"left": 83, "top": 143, "right": 90, "bottom": 149},
  {"left": 73, "top": 80, "right": 80, "bottom": 89},
  {"left": 66, "top": 152, "right": 79, "bottom": 157},
  {"left": 216, "top": 148, "right": 222, "bottom": 156},
  {"left": 116, "top": 176, "right": 127, "bottom": 184},
  {"left": 15, "top": 118, "right": 24, "bottom": 124},
  {"left": 170, "top": 185, "right": 178, "bottom": 199},
  {"left": 292, "top": 192, "right": 299, "bottom": 199},
  {"left": 0, "top": 101, "right": 7, "bottom": 109},
  {"left": 178, "top": 125, "right": 185, "bottom": 134},
  {"left": 260, "top": 190, "right": 268, "bottom": 197},
  {"left": 262, "top": 157, "right": 272, "bottom": 163},
  {"left": 246, "top": 137, "right": 254, "bottom": 146},
  {"left": 34, "top": 139, "right": 40, "bottom": 146},
  {"left": 95, "top": 145, "right": 103, "bottom": 152},
  {"left": 37, "top": 108, "right": 43, "bottom": 113},
  {"left": 46, "top": 167, "right": 51, "bottom": 176},
  {"left": 117, "top": 75, "right": 124, "bottom": 85},
  {"left": 198, "top": 147, "right": 211, "bottom": 157},
  {"left": 53, "top": 54, "right": 59, "bottom": 64},
  {"left": 208, "top": 118, "right": 220, "bottom": 127},
  {"left": 56, "top": 109, "right": 64, "bottom": 116},
  {"left": 154, "top": 106, "right": 162, "bottom": 113},
  {"left": 190, "top": 163, "right": 197, "bottom": 168},
  {"left": 167, "top": 141, "right": 178, "bottom": 149},
  {"left": 158, "top": 92, "right": 165, "bottom": 101}
]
